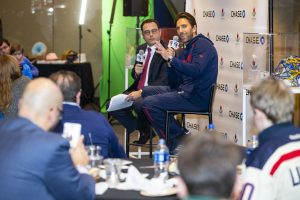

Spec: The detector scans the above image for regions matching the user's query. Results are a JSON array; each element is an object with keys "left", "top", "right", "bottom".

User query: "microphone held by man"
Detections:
[
  {"left": 168, "top": 35, "right": 180, "bottom": 50},
  {"left": 136, "top": 49, "right": 145, "bottom": 64},
  {"left": 134, "top": 49, "right": 146, "bottom": 76}
]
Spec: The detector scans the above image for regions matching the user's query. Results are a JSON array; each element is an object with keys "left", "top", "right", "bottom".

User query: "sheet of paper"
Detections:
[{"left": 107, "top": 94, "right": 133, "bottom": 112}]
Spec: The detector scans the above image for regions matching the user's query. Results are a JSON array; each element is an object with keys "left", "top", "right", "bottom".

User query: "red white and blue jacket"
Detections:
[{"left": 240, "top": 122, "right": 300, "bottom": 200}]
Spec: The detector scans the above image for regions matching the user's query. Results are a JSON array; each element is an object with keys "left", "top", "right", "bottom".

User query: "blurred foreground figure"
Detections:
[
  {"left": 0, "top": 78, "right": 95, "bottom": 200},
  {"left": 240, "top": 77, "right": 300, "bottom": 200},
  {"left": 0, "top": 55, "right": 30, "bottom": 119},
  {"left": 178, "top": 133, "right": 243, "bottom": 199},
  {"left": 50, "top": 70, "right": 126, "bottom": 158}
]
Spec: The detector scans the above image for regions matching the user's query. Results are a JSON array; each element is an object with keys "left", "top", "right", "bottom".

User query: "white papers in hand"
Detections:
[{"left": 107, "top": 94, "right": 133, "bottom": 112}]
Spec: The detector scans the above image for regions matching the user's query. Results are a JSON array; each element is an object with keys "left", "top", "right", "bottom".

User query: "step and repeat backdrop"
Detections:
[{"left": 185, "top": 0, "right": 268, "bottom": 145}]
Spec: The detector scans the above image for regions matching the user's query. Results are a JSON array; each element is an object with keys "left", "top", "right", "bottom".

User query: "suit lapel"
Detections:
[{"left": 148, "top": 52, "right": 163, "bottom": 84}]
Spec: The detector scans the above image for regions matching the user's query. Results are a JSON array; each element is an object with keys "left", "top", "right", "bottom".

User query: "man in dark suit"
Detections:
[
  {"left": 0, "top": 78, "right": 95, "bottom": 200},
  {"left": 51, "top": 70, "right": 126, "bottom": 158},
  {"left": 109, "top": 19, "right": 169, "bottom": 144}
]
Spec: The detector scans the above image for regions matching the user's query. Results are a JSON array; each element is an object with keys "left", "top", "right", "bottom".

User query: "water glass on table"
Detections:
[
  {"left": 86, "top": 145, "right": 102, "bottom": 168},
  {"left": 103, "top": 159, "right": 122, "bottom": 188}
]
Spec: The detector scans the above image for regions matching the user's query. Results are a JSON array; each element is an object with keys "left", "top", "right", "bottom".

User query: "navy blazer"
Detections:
[
  {"left": 54, "top": 103, "right": 126, "bottom": 159},
  {"left": 126, "top": 41, "right": 169, "bottom": 92},
  {"left": 0, "top": 117, "right": 95, "bottom": 200}
]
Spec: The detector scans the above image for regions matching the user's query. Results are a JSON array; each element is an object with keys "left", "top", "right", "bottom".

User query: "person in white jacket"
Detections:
[{"left": 240, "top": 77, "right": 300, "bottom": 200}]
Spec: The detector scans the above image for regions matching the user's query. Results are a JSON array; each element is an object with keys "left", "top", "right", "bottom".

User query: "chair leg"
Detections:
[
  {"left": 126, "top": 129, "right": 129, "bottom": 158},
  {"left": 182, "top": 114, "right": 186, "bottom": 129},
  {"left": 149, "top": 129, "right": 153, "bottom": 158},
  {"left": 165, "top": 112, "right": 170, "bottom": 146},
  {"left": 208, "top": 113, "right": 213, "bottom": 124}
]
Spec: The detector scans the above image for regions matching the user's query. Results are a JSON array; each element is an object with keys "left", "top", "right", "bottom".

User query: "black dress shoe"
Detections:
[{"left": 132, "top": 132, "right": 151, "bottom": 144}]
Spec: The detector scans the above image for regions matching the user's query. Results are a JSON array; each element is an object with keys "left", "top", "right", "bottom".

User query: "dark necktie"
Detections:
[{"left": 137, "top": 47, "right": 152, "bottom": 90}]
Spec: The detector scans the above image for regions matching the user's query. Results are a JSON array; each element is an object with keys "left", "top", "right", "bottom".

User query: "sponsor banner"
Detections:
[{"left": 185, "top": 0, "right": 268, "bottom": 145}]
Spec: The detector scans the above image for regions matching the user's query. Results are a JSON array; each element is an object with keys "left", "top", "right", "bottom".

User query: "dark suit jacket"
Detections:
[
  {"left": 0, "top": 117, "right": 95, "bottom": 200},
  {"left": 125, "top": 41, "right": 169, "bottom": 92},
  {"left": 53, "top": 103, "right": 126, "bottom": 158}
]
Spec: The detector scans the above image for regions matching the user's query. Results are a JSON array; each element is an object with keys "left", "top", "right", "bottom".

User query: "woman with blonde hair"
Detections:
[{"left": 0, "top": 55, "right": 30, "bottom": 119}]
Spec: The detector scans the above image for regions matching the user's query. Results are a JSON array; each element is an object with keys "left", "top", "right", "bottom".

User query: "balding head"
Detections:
[{"left": 18, "top": 78, "right": 63, "bottom": 131}]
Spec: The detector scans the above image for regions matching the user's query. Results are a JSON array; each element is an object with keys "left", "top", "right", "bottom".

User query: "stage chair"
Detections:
[
  {"left": 165, "top": 84, "right": 217, "bottom": 142},
  {"left": 125, "top": 129, "right": 156, "bottom": 158}
]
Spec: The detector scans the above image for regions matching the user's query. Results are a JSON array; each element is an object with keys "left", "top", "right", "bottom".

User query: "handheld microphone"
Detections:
[
  {"left": 136, "top": 49, "right": 145, "bottom": 64},
  {"left": 168, "top": 36, "right": 180, "bottom": 50}
]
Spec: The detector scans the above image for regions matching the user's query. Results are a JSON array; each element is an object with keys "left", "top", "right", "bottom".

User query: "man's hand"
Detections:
[
  {"left": 69, "top": 135, "right": 89, "bottom": 166},
  {"left": 126, "top": 90, "right": 142, "bottom": 101},
  {"left": 154, "top": 41, "right": 175, "bottom": 61},
  {"left": 134, "top": 63, "right": 144, "bottom": 76}
]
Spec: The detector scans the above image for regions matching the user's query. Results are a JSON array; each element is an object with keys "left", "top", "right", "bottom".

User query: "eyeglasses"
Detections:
[{"left": 143, "top": 28, "right": 159, "bottom": 36}]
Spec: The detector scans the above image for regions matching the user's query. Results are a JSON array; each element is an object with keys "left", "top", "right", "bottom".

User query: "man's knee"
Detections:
[{"left": 142, "top": 96, "right": 152, "bottom": 108}]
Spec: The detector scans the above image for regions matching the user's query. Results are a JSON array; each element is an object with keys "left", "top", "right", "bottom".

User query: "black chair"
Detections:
[
  {"left": 165, "top": 84, "right": 217, "bottom": 142},
  {"left": 125, "top": 129, "right": 155, "bottom": 158}
]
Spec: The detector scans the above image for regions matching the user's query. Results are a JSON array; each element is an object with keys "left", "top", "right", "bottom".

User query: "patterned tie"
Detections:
[{"left": 137, "top": 47, "right": 152, "bottom": 90}]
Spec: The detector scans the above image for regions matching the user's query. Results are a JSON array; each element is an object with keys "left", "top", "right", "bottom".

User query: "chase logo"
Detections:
[
  {"left": 220, "top": 8, "right": 225, "bottom": 17},
  {"left": 246, "top": 89, "right": 251, "bottom": 95},
  {"left": 206, "top": 32, "right": 210, "bottom": 39},
  {"left": 252, "top": 8, "right": 256, "bottom": 17},
  {"left": 219, "top": 105, "right": 223, "bottom": 115},
  {"left": 216, "top": 35, "right": 230, "bottom": 43},
  {"left": 186, "top": 122, "right": 200, "bottom": 131},
  {"left": 245, "top": 36, "right": 265, "bottom": 45},
  {"left": 229, "top": 110, "right": 243, "bottom": 121},
  {"left": 236, "top": 33, "right": 240, "bottom": 42},
  {"left": 231, "top": 10, "right": 246, "bottom": 18},
  {"left": 260, "top": 36, "right": 265, "bottom": 45},
  {"left": 230, "top": 61, "right": 243, "bottom": 70},
  {"left": 203, "top": 10, "right": 215, "bottom": 18},
  {"left": 219, "top": 57, "right": 224, "bottom": 67},
  {"left": 216, "top": 83, "right": 228, "bottom": 92},
  {"left": 234, "top": 134, "right": 238, "bottom": 143},
  {"left": 234, "top": 84, "right": 239, "bottom": 94},
  {"left": 251, "top": 59, "right": 258, "bottom": 69}
]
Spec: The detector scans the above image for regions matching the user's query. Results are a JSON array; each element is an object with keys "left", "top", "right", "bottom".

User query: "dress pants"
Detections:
[
  {"left": 109, "top": 97, "right": 151, "bottom": 136},
  {"left": 142, "top": 86, "right": 203, "bottom": 152}
]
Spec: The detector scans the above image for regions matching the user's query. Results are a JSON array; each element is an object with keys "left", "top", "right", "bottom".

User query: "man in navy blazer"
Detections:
[
  {"left": 109, "top": 19, "right": 169, "bottom": 144},
  {"left": 50, "top": 70, "right": 126, "bottom": 158},
  {"left": 0, "top": 78, "right": 95, "bottom": 200}
]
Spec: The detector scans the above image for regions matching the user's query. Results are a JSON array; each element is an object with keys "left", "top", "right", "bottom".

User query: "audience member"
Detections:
[
  {"left": 50, "top": 70, "right": 126, "bottom": 158},
  {"left": 0, "top": 78, "right": 95, "bottom": 200},
  {"left": 240, "top": 77, "right": 300, "bottom": 199},
  {"left": 142, "top": 12, "right": 218, "bottom": 152},
  {"left": 109, "top": 19, "right": 169, "bottom": 144},
  {"left": 0, "top": 55, "right": 30, "bottom": 119},
  {"left": 178, "top": 133, "right": 243, "bottom": 199},
  {"left": 11, "top": 43, "right": 39, "bottom": 79},
  {"left": 0, "top": 38, "right": 11, "bottom": 55}
]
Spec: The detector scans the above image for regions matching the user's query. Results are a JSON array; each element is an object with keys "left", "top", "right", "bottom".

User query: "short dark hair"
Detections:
[
  {"left": 175, "top": 12, "right": 197, "bottom": 27},
  {"left": 178, "top": 133, "right": 243, "bottom": 198},
  {"left": 49, "top": 70, "right": 81, "bottom": 102},
  {"left": 10, "top": 44, "right": 24, "bottom": 55},
  {"left": 0, "top": 38, "right": 10, "bottom": 46},
  {"left": 140, "top": 19, "right": 160, "bottom": 31}
]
